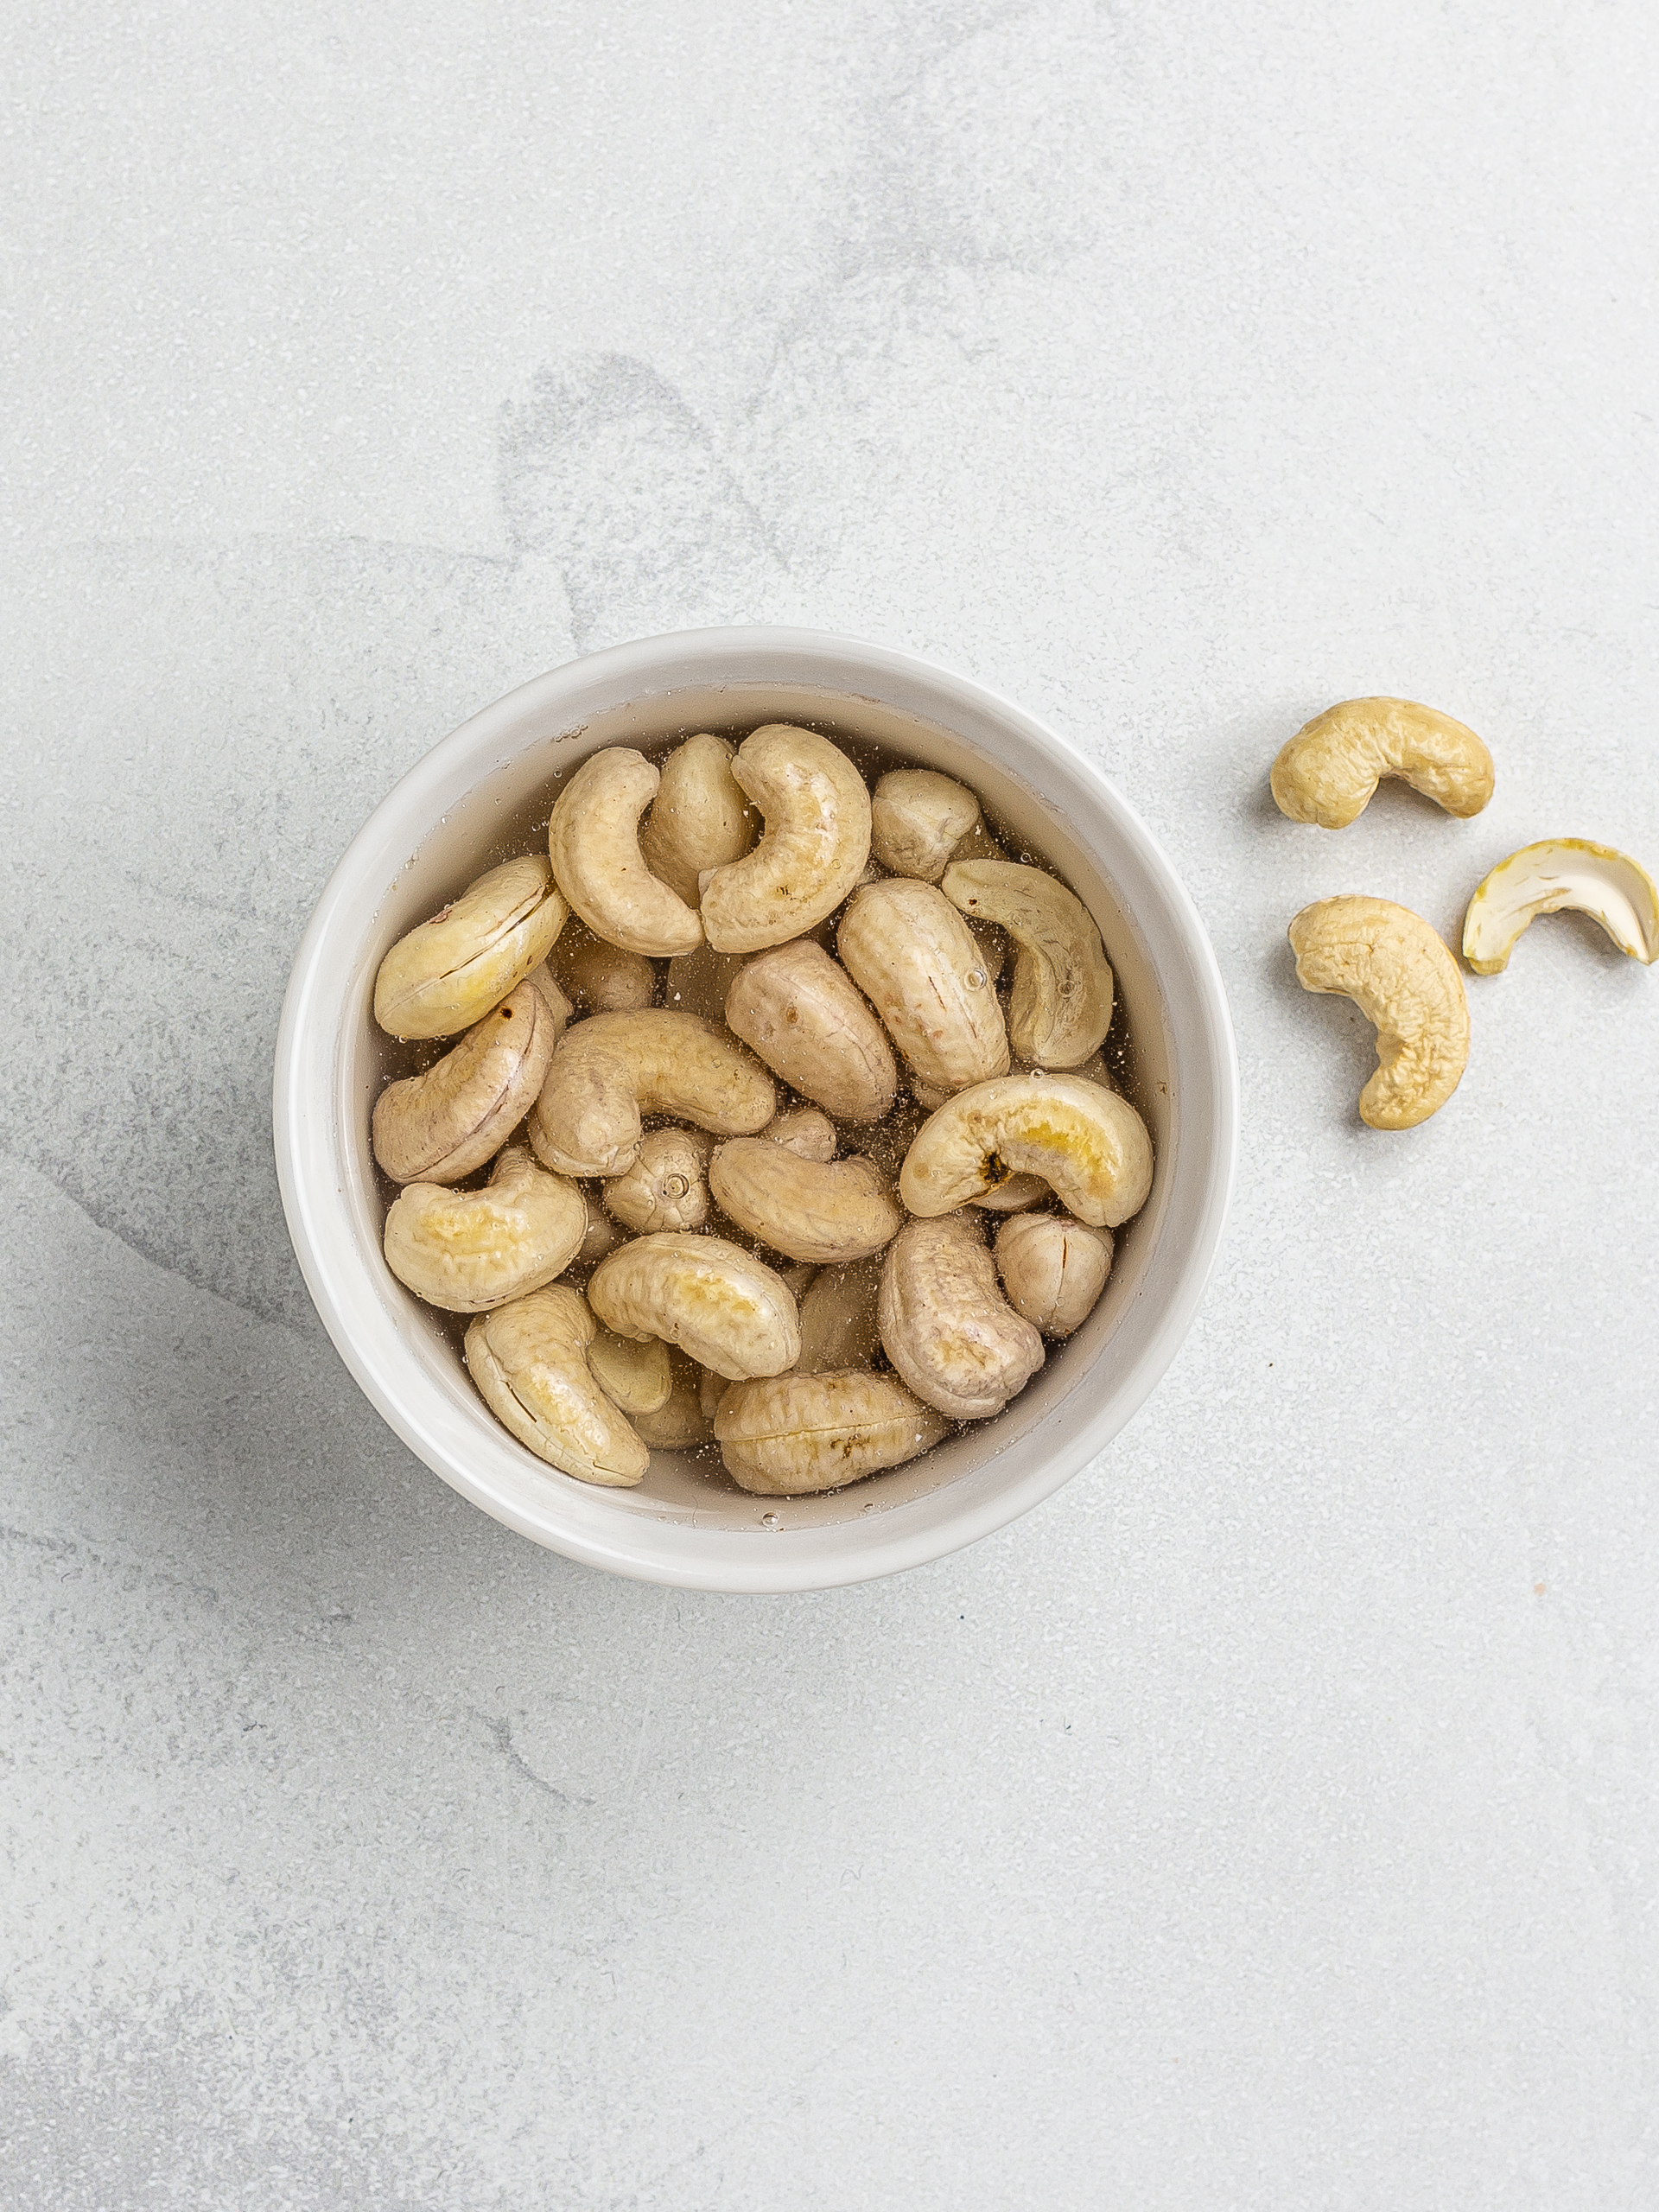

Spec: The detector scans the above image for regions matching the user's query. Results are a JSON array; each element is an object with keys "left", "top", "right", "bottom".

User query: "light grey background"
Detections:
[{"left": 3, "top": 3, "right": 1656, "bottom": 2205}]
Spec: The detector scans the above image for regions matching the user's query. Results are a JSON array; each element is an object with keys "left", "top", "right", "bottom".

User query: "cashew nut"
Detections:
[
  {"left": 586, "top": 1325, "right": 672, "bottom": 1416},
  {"left": 639, "top": 733, "right": 755, "bottom": 906},
  {"left": 1287, "top": 895, "right": 1469, "bottom": 1128},
  {"left": 372, "top": 979, "right": 556, "bottom": 1185},
  {"left": 972, "top": 1173, "right": 1051, "bottom": 1214},
  {"left": 527, "top": 1010, "right": 775, "bottom": 1178},
  {"left": 382, "top": 1143, "right": 586, "bottom": 1312},
  {"left": 709, "top": 1138, "right": 902, "bottom": 1265},
  {"left": 587, "top": 1232, "right": 801, "bottom": 1381},
  {"left": 837, "top": 879, "right": 1010, "bottom": 1097},
  {"left": 899, "top": 1071, "right": 1153, "bottom": 1229},
  {"left": 1270, "top": 698, "right": 1495, "bottom": 828},
  {"left": 550, "top": 919, "right": 658, "bottom": 1013},
  {"left": 764, "top": 1106, "right": 838, "bottom": 1162},
  {"left": 942, "top": 860, "right": 1115, "bottom": 1068},
  {"left": 602, "top": 1126, "right": 713, "bottom": 1233},
  {"left": 699, "top": 726, "right": 873, "bottom": 953},
  {"left": 724, "top": 940, "right": 899, "bottom": 1123},
  {"left": 995, "top": 1211, "right": 1113, "bottom": 1337},
  {"left": 715, "top": 1372, "right": 949, "bottom": 1495},
  {"left": 632, "top": 1348, "right": 716, "bottom": 1450},
  {"left": 374, "top": 855, "right": 568, "bottom": 1040},
  {"left": 1461, "top": 839, "right": 1659, "bottom": 973},
  {"left": 794, "top": 1254, "right": 884, "bottom": 1375},
  {"left": 524, "top": 961, "right": 574, "bottom": 1036},
  {"left": 547, "top": 747, "right": 703, "bottom": 957},
  {"left": 575, "top": 1189, "right": 620, "bottom": 1267},
  {"left": 879, "top": 1213, "right": 1045, "bottom": 1420},
  {"left": 464, "top": 1288, "right": 648, "bottom": 1486},
  {"left": 869, "top": 769, "right": 983, "bottom": 882}
]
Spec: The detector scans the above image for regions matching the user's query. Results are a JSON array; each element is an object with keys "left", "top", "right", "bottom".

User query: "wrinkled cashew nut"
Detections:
[
  {"left": 899, "top": 1072, "right": 1153, "bottom": 1229},
  {"left": 374, "top": 855, "right": 568, "bottom": 1040},
  {"left": 870, "top": 769, "right": 984, "bottom": 882},
  {"left": 602, "top": 1126, "right": 713, "bottom": 1234},
  {"left": 383, "top": 1143, "right": 586, "bottom": 1312},
  {"left": 372, "top": 979, "right": 556, "bottom": 1185},
  {"left": 838, "top": 878, "right": 1009, "bottom": 1097},
  {"left": 995, "top": 1211, "right": 1114, "bottom": 1338},
  {"left": 943, "top": 859, "right": 1115, "bottom": 1068},
  {"left": 1270, "top": 698, "right": 1495, "bottom": 829},
  {"left": 1287, "top": 895, "right": 1469, "bottom": 1129},
  {"left": 699, "top": 726, "right": 872, "bottom": 953},
  {"left": 725, "top": 940, "right": 899, "bottom": 1123},
  {"left": 586, "top": 1325, "right": 672, "bottom": 1415},
  {"left": 548, "top": 747, "right": 703, "bottom": 957},
  {"left": 715, "top": 1371, "right": 949, "bottom": 1495},
  {"left": 639, "top": 733, "right": 756, "bottom": 906},
  {"left": 527, "top": 1010, "right": 774, "bottom": 1178},
  {"left": 879, "top": 1213, "right": 1045, "bottom": 1421},
  {"left": 587, "top": 1232, "right": 801, "bottom": 1381},
  {"left": 464, "top": 1288, "right": 649, "bottom": 1486},
  {"left": 1461, "top": 840, "right": 1659, "bottom": 974},
  {"left": 709, "top": 1139, "right": 902, "bottom": 1265}
]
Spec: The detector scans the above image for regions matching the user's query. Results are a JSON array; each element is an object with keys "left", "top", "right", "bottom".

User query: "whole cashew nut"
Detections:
[
  {"left": 602, "top": 1126, "right": 713, "bottom": 1233},
  {"left": 899, "top": 1071, "right": 1154, "bottom": 1229},
  {"left": 464, "top": 1287, "right": 649, "bottom": 1486},
  {"left": 709, "top": 1138, "right": 902, "bottom": 1265},
  {"left": 587, "top": 1232, "right": 801, "bottom": 1381},
  {"left": 374, "top": 855, "right": 568, "bottom": 1040},
  {"left": 527, "top": 1010, "right": 775, "bottom": 1178},
  {"left": 548, "top": 747, "right": 703, "bottom": 957},
  {"left": 837, "top": 878, "right": 1009, "bottom": 1097},
  {"left": 994, "top": 1211, "right": 1113, "bottom": 1337},
  {"left": 724, "top": 940, "right": 899, "bottom": 1123},
  {"left": 372, "top": 979, "right": 556, "bottom": 1185},
  {"left": 942, "top": 860, "right": 1115, "bottom": 1068},
  {"left": 383, "top": 1142, "right": 587, "bottom": 1312},
  {"left": 879, "top": 1213, "right": 1045, "bottom": 1420},
  {"left": 1287, "top": 895, "right": 1469, "bottom": 1128},
  {"left": 639, "top": 733, "right": 756, "bottom": 906},
  {"left": 699, "top": 726, "right": 873, "bottom": 953},
  {"left": 1270, "top": 698, "right": 1495, "bottom": 828},
  {"left": 715, "top": 1371, "right": 949, "bottom": 1495},
  {"left": 1462, "top": 839, "right": 1659, "bottom": 973},
  {"left": 869, "top": 769, "right": 984, "bottom": 882}
]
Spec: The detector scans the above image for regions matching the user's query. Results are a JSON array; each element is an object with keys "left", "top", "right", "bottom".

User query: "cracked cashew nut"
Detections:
[
  {"left": 899, "top": 1071, "right": 1153, "bottom": 1229},
  {"left": 372, "top": 978, "right": 556, "bottom": 1185},
  {"left": 870, "top": 769, "right": 990, "bottom": 881},
  {"left": 1287, "top": 895, "right": 1469, "bottom": 1128},
  {"left": 464, "top": 1287, "right": 649, "bottom": 1486},
  {"left": 382, "top": 1142, "right": 586, "bottom": 1312},
  {"left": 724, "top": 940, "right": 899, "bottom": 1123},
  {"left": 1270, "top": 698, "right": 1495, "bottom": 828},
  {"left": 879, "top": 1212, "right": 1045, "bottom": 1421},
  {"left": 709, "top": 1139, "right": 902, "bottom": 1265},
  {"left": 943, "top": 859, "right": 1115, "bottom": 1067},
  {"left": 699, "top": 726, "right": 872, "bottom": 952},
  {"left": 374, "top": 855, "right": 568, "bottom": 1040},
  {"left": 994, "top": 1211, "right": 1113, "bottom": 1338},
  {"left": 586, "top": 1325, "right": 673, "bottom": 1416},
  {"left": 715, "top": 1371, "right": 949, "bottom": 1495},
  {"left": 1461, "top": 839, "right": 1659, "bottom": 973},
  {"left": 837, "top": 878, "right": 1009, "bottom": 1097},
  {"left": 601, "top": 1126, "right": 713, "bottom": 1234},
  {"left": 639, "top": 733, "right": 755, "bottom": 906},
  {"left": 548, "top": 747, "right": 703, "bottom": 957},
  {"left": 527, "top": 1010, "right": 775, "bottom": 1178},
  {"left": 587, "top": 1232, "right": 801, "bottom": 1381}
]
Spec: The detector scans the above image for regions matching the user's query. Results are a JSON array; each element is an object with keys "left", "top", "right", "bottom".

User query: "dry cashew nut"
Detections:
[
  {"left": 793, "top": 1254, "right": 884, "bottom": 1375},
  {"left": 527, "top": 1010, "right": 775, "bottom": 1178},
  {"left": 372, "top": 979, "right": 556, "bottom": 1185},
  {"left": 374, "top": 855, "right": 568, "bottom": 1040},
  {"left": 547, "top": 747, "right": 703, "bottom": 957},
  {"left": 709, "top": 1138, "right": 902, "bottom": 1265},
  {"left": 1287, "top": 895, "right": 1469, "bottom": 1128},
  {"left": 724, "top": 941, "right": 899, "bottom": 1123},
  {"left": 764, "top": 1107, "right": 838, "bottom": 1161},
  {"left": 942, "top": 860, "right": 1115, "bottom": 1068},
  {"left": 715, "top": 1371, "right": 949, "bottom": 1495},
  {"left": 602, "top": 1126, "right": 713, "bottom": 1234},
  {"left": 699, "top": 726, "right": 872, "bottom": 953},
  {"left": 1461, "top": 840, "right": 1659, "bottom": 973},
  {"left": 1270, "top": 698, "right": 1495, "bottom": 828},
  {"left": 899, "top": 1071, "right": 1153, "bottom": 1229},
  {"left": 587, "top": 1232, "right": 801, "bottom": 1381},
  {"left": 870, "top": 769, "right": 991, "bottom": 881},
  {"left": 837, "top": 879, "right": 1009, "bottom": 1098},
  {"left": 639, "top": 733, "right": 756, "bottom": 906},
  {"left": 879, "top": 1213, "right": 1045, "bottom": 1420},
  {"left": 383, "top": 1143, "right": 587, "bottom": 1312},
  {"left": 586, "top": 1325, "right": 672, "bottom": 1416},
  {"left": 995, "top": 1211, "right": 1113, "bottom": 1337},
  {"left": 632, "top": 1348, "right": 715, "bottom": 1449},
  {"left": 464, "top": 1288, "right": 649, "bottom": 1487},
  {"left": 550, "top": 920, "right": 657, "bottom": 1013}
]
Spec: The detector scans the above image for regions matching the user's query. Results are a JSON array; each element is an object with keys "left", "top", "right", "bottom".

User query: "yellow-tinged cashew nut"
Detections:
[
  {"left": 374, "top": 855, "right": 568, "bottom": 1040},
  {"left": 550, "top": 920, "right": 657, "bottom": 1013},
  {"left": 1461, "top": 839, "right": 1659, "bottom": 974},
  {"left": 586, "top": 1325, "right": 673, "bottom": 1416},
  {"left": 794, "top": 1254, "right": 884, "bottom": 1375},
  {"left": 602, "top": 1125, "right": 713, "bottom": 1233},
  {"left": 383, "top": 1143, "right": 587, "bottom": 1312},
  {"left": 995, "top": 1211, "right": 1113, "bottom": 1338},
  {"left": 632, "top": 1348, "right": 715, "bottom": 1449},
  {"left": 725, "top": 941, "right": 899, "bottom": 1123},
  {"left": 1287, "top": 895, "right": 1469, "bottom": 1129},
  {"left": 588, "top": 1232, "right": 801, "bottom": 1381},
  {"left": 464, "top": 1288, "right": 649, "bottom": 1486},
  {"left": 1270, "top": 697, "right": 1495, "bottom": 828},
  {"left": 764, "top": 1107, "right": 838, "bottom": 1161},
  {"left": 372, "top": 980, "right": 556, "bottom": 1185},
  {"left": 709, "top": 1139, "right": 903, "bottom": 1265},
  {"left": 548, "top": 747, "right": 703, "bottom": 957},
  {"left": 942, "top": 860, "right": 1115, "bottom": 1068},
  {"left": 527, "top": 1010, "right": 775, "bottom": 1178},
  {"left": 715, "top": 1371, "right": 949, "bottom": 1495},
  {"left": 879, "top": 1213, "right": 1045, "bottom": 1421},
  {"left": 899, "top": 1071, "right": 1153, "bottom": 1229},
  {"left": 700, "top": 726, "right": 873, "bottom": 952},
  {"left": 870, "top": 768, "right": 983, "bottom": 882},
  {"left": 838, "top": 879, "right": 1010, "bottom": 1097},
  {"left": 639, "top": 733, "right": 756, "bottom": 906}
]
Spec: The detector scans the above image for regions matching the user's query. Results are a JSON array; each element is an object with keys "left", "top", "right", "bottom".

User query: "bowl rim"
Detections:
[{"left": 273, "top": 625, "right": 1238, "bottom": 1592}]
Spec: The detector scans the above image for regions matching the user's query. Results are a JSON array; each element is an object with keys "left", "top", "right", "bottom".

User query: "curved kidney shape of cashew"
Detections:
[
  {"left": 587, "top": 1232, "right": 801, "bottom": 1381},
  {"left": 715, "top": 1371, "right": 949, "bottom": 1495},
  {"left": 1287, "top": 895, "right": 1469, "bottom": 1128},
  {"left": 699, "top": 726, "right": 872, "bottom": 952},
  {"left": 548, "top": 747, "right": 703, "bottom": 957},
  {"left": 464, "top": 1287, "right": 649, "bottom": 1486},
  {"left": 372, "top": 979, "right": 556, "bottom": 1185},
  {"left": 527, "top": 1010, "right": 775, "bottom": 1178},
  {"left": 601, "top": 1125, "right": 713, "bottom": 1233},
  {"left": 942, "top": 859, "right": 1115, "bottom": 1067},
  {"left": 724, "top": 940, "right": 899, "bottom": 1123},
  {"left": 383, "top": 1143, "right": 587, "bottom": 1312},
  {"left": 639, "top": 733, "right": 755, "bottom": 906},
  {"left": 995, "top": 1211, "right": 1114, "bottom": 1337},
  {"left": 709, "top": 1139, "right": 902, "bottom": 1265},
  {"left": 879, "top": 1213, "right": 1045, "bottom": 1421},
  {"left": 837, "top": 879, "right": 1009, "bottom": 1096},
  {"left": 1270, "top": 698, "right": 1494, "bottom": 829},
  {"left": 374, "top": 855, "right": 568, "bottom": 1040},
  {"left": 1461, "top": 839, "right": 1659, "bottom": 974},
  {"left": 899, "top": 1071, "right": 1153, "bottom": 1229}
]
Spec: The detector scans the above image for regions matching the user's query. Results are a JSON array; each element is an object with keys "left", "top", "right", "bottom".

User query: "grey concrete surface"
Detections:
[{"left": 3, "top": 3, "right": 1657, "bottom": 2205}]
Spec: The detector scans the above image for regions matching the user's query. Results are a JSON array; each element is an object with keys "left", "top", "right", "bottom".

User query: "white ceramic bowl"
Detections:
[{"left": 274, "top": 627, "right": 1236, "bottom": 1592}]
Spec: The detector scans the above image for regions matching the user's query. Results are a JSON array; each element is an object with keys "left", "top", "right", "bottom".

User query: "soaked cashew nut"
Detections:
[
  {"left": 524, "top": 961, "right": 574, "bottom": 1035},
  {"left": 464, "top": 1288, "right": 649, "bottom": 1486},
  {"left": 372, "top": 979, "right": 556, "bottom": 1185},
  {"left": 548, "top": 747, "right": 703, "bottom": 957},
  {"left": 716, "top": 1372, "right": 949, "bottom": 1495},
  {"left": 1462, "top": 839, "right": 1659, "bottom": 973},
  {"left": 587, "top": 1232, "right": 801, "bottom": 1381},
  {"left": 632, "top": 1348, "right": 716, "bottom": 1449},
  {"left": 709, "top": 1139, "right": 903, "bottom": 1265},
  {"left": 551, "top": 919, "right": 657, "bottom": 1013},
  {"left": 1287, "top": 895, "right": 1469, "bottom": 1128},
  {"left": 879, "top": 1213, "right": 1045, "bottom": 1420},
  {"left": 764, "top": 1107, "right": 838, "bottom": 1162},
  {"left": 639, "top": 733, "right": 755, "bottom": 906},
  {"left": 575, "top": 1189, "right": 620, "bottom": 1267},
  {"left": 899, "top": 1071, "right": 1154, "bottom": 1229},
  {"left": 383, "top": 1143, "right": 586, "bottom": 1312},
  {"left": 794, "top": 1254, "right": 884, "bottom": 1375},
  {"left": 1270, "top": 698, "right": 1495, "bottom": 828},
  {"left": 586, "top": 1326, "right": 673, "bottom": 1416},
  {"left": 837, "top": 879, "right": 1009, "bottom": 1097},
  {"left": 972, "top": 1173, "right": 1051, "bottom": 1214},
  {"left": 995, "top": 1211, "right": 1113, "bottom": 1338},
  {"left": 870, "top": 769, "right": 984, "bottom": 882},
  {"left": 527, "top": 1010, "right": 775, "bottom": 1178},
  {"left": 725, "top": 941, "right": 899, "bottom": 1123},
  {"left": 942, "top": 860, "right": 1115, "bottom": 1067},
  {"left": 374, "top": 855, "right": 568, "bottom": 1040},
  {"left": 700, "top": 726, "right": 872, "bottom": 952},
  {"left": 602, "top": 1126, "right": 713, "bottom": 1233}
]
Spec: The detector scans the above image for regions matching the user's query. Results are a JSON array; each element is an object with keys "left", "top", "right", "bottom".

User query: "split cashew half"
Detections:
[
  {"left": 715, "top": 1372, "right": 949, "bottom": 1495},
  {"left": 464, "top": 1288, "right": 649, "bottom": 1486},
  {"left": 837, "top": 878, "right": 1009, "bottom": 1097},
  {"left": 724, "top": 940, "right": 899, "bottom": 1123},
  {"left": 709, "top": 1139, "right": 902, "bottom": 1265},
  {"left": 699, "top": 726, "right": 873, "bottom": 953},
  {"left": 1287, "top": 895, "right": 1469, "bottom": 1128},
  {"left": 587, "top": 1232, "right": 801, "bottom": 1381},
  {"left": 879, "top": 1212, "right": 1045, "bottom": 1421},
  {"left": 527, "top": 1010, "right": 775, "bottom": 1178},
  {"left": 942, "top": 859, "right": 1115, "bottom": 1067},
  {"left": 1461, "top": 840, "right": 1659, "bottom": 973},
  {"left": 374, "top": 855, "right": 568, "bottom": 1040},
  {"left": 372, "top": 978, "right": 556, "bottom": 1185},
  {"left": 548, "top": 747, "right": 703, "bottom": 957},
  {"left": 602, "top": 1126, "right": 713, "bottom": 1234},
  {"left": 639, "top": 733, "right": 755, "bottom": 906},
  {"left": 995, "top": 1211, "right": 1113, "bottom": 1338},
  {"left": 383, "top": 1143, "right": 586, "bottom": 1312},
  {"left": 1270, "top": 698, "right": 1494, "bottom": 828},
  {"left": 899, "top": 1071, "right": 1154, "bottom": 1229}
]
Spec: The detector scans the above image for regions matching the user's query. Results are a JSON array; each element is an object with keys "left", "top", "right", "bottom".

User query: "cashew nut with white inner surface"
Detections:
[
  {"left": 899, "top": 1071, "right": 1153, "bottom": 1229},
  {"left": 372, "top": 978, "right": 556, "bottom": 1185},
  {"left": 382, "top": 1142, "right": 586, "bottom": 1312},
  {"left": 1461, "top": 840, "right": 1659, "bottom": 973}
]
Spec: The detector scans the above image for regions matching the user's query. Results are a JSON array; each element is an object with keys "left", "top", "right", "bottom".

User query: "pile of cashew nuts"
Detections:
[{"left": 369, "top": 726, "right": 1155, "bottom": 1497}]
